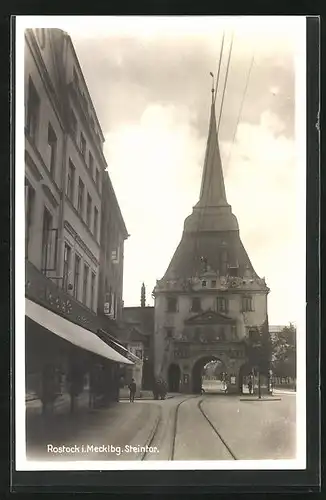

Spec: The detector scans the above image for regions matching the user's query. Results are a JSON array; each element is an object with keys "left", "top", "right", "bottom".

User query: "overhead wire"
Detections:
[
  {"left": 214, "top": 32, "right": 225, "bottom": 105},
  {"left": 225, "top": 51, "right": 255, "bottom": 170},
  {"left": 217, "top": 33, "right": 234, "bottom": 135}
]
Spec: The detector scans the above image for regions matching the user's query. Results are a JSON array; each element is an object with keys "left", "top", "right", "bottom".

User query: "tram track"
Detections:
[
  {"left": 170, "top": 395, "right": 200, "bottom": 460},
  {"left": 197, "top": 397, "right": 237, "bottom": 460},
  {"left": 140, "top": 394, "right": 237, "bottom": 461}
]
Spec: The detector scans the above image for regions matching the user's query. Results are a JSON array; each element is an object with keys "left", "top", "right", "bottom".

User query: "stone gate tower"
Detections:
[{"left": 153, "top": 97, "right": 270, "bottom": 394}]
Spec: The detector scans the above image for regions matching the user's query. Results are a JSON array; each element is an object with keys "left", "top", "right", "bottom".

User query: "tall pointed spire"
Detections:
[
  {"left": 197, "top": 100, "right": 228, "bottom": 208},
  {"left": 141, "top": 283, "right": 146, "bottom": 308}
]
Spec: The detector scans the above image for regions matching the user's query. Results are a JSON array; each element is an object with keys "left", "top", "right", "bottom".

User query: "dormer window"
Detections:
[
  {"left": 191, "top": 297, "right": 201, "bottom": 312},
  {"left": 228, "top": 266, "right": 239, "bottom": 277},
  {"left": 167, "top": 297, "right": 177, "bottom": 313}
]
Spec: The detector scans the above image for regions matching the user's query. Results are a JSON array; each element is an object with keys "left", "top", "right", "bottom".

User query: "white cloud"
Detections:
[{"left": 220, "top": 110, "right": 298, "bottom": 323}]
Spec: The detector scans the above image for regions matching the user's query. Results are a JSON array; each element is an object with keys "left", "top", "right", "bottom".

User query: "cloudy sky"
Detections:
[{"left": 24, "top": 17, "right": 306, "bottom": 325}]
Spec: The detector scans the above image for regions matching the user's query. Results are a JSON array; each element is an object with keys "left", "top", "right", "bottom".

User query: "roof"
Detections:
[
  {"left": 162, "top": 101, "right": 258, "bottom": 281},
  {"left": 163, "top": 231, "right": 258, "bottom": 280},
  {"left": 122, "top": 307, "right": 154, "bottom": 336}
]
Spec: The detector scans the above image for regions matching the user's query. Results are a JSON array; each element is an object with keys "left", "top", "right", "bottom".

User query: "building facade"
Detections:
[
  {"left": 97, "top": 172, "right": 129, "bottom": 324},
  {"left": 153, "top": 99, "right": 271, "bottom": 395},
  {"left": 122, "top": 302, "right": 155, "bottom": 391},
  {"left": 24, "top": 28, "right": 133, "bottom": 421}
]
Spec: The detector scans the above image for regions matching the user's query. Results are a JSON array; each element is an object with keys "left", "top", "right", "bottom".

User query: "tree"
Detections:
[{"left": 271, "top": 323, "right": 296, "bottom": 379}]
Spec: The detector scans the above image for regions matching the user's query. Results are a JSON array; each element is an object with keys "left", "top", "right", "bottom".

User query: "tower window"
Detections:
[
  {"left": 217, "top": 297, "right": 228, "bottom": 313},
  {"left": 242, "top": 296, "right": 254, "bottom": 312},
  {"left": 167, "top": 297, "right": 177, "bottom": 313},
  {"left": 191, "top": 297, "right": 201, "bottom": 312}
]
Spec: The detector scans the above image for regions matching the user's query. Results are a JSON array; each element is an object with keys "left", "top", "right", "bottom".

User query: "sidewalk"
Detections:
[
  {"left": 26, "top": 400, "right": 161, "bottom": 462},
  {"left": 119, "top": 389, "right": 178, "bottom": 400}
]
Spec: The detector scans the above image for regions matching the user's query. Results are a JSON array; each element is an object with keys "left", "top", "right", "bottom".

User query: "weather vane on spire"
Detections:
[{"left": 210, "top": 72, "right": 215, "bottom": 103}]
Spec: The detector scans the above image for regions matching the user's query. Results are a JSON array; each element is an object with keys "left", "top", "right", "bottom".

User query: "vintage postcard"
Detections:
[{"left": 15, "top": 15, "right": 307, "bottom": 473}]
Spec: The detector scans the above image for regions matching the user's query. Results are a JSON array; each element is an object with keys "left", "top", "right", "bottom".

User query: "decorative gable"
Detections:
[{"left": 185, "top": 310, "right": 235, "bottom": 326}]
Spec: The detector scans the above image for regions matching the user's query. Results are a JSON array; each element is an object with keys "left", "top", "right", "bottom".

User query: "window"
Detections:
[
  {"left": 70, "top": 109, "right": 77, "bottom": 140},
  {"left": 25, "top": 180, "right": 35, "bottom": 259},
  {"left": 67, "top": 160, "right": 75, "bottom": 202},
  {"left": 93, "top": 207, "right": 98, "bottom": 238},
  {"left": 90, "top": 116, "right": 95, "bottom": 130},
  {"left": 211, "top": 280, "right": 217, "bottom": 288},
  {"left": 83, "top": 264, "right": 89, "bottom": 305},
  {"left": 228, "top": 266, "right": 239, "bottom": 277},
  {"left": 95, "top": 169, "right": 100, "bottom": 189},
  {"left": 26, "top": 77, "right": 40, "bottom": 142},
  {"left": 41, "top": 207, "right": 53, "bottom": 273},
  {"left": 91, "top": 272, "right": 96, "bottom": 311},
  {"left": 242, "top": 296, "right": 254, "bottom": 312},
  {"left": 202, "top": 280, "right": 207, "bottom": 287},
  {"left": 217, "top": 297, "right": 228, "bottom": 313},
  {"left": 63, "top": 243, "right": 71, "bottom": 291},
  {"left": 47, "top": 123, "right": 57, "bottom": 176},
  {"left": 167, "top": 297, "right": 177, "bottom": 313},
  {"left": 77, "top": 178, "right": 85, "bottom": 216},
  {"left": 166, "top": 328, "right": 174, "bottom": 339},
  {"left": 88, "top": 151, "right": 93, "bottom": 171},
  {"left": 248, "top": 328, "right": 259, "bottom": 342},
  {"left": 86, "top": 193, "right": 92, "bottom": 227},
  {"left": 191, "top": 297, "right": 201, "bottom": 312},
  {"left": 80, "top": 132, "right": 86, "bottom": 158},
  {"left": 74, "top": 255, "right": 81, "bottom": 299}
]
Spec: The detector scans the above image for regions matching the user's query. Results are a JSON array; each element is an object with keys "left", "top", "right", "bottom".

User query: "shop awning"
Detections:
[{"left": 25, "top": 299, "right": 133, "bottom": 365}]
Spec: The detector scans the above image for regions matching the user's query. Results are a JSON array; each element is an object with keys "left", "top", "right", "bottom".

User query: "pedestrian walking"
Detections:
[
  {"left": 128, "top": 378, "right": 136, "bottom": 403},
  {"left": 248, "top": 377, "right": 253, "bottom": 395}
]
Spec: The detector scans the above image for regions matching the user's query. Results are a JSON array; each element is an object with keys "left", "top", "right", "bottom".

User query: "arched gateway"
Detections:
[
  {"left": 192, "top": 356, "right": 227, "bottom": 394},
  {"left": 152, "top": 95, "right": 270, "bottom": 392}
]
